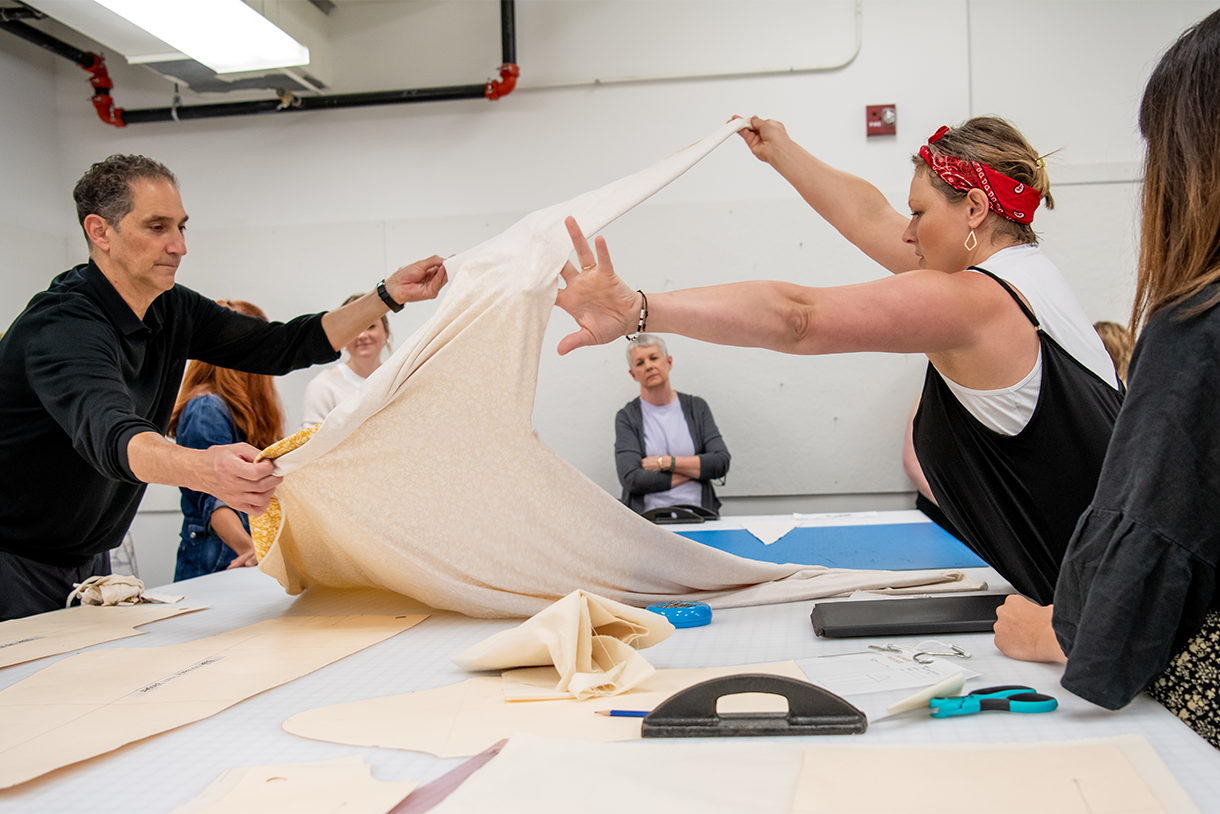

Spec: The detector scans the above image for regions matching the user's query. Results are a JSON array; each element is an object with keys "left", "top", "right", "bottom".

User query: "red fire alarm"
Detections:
[{"left": 866, "top": 105, "right": 897, "bottom": 137}]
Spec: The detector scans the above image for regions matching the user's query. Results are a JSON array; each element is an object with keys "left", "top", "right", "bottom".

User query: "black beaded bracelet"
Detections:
[
  {"left": 376, "top": 279, "right": 404, "bottom": 313},
  {"left": 626, "top": 290, "right": 648, "bottom": 340}
]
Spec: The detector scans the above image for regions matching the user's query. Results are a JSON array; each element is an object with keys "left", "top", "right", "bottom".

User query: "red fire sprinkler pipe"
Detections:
[
  {"left": 485, "top": 63, "right": 519, "bottom": 101},
  {"left": 82, "top": 53, "right": 126, "bottom": 127}
]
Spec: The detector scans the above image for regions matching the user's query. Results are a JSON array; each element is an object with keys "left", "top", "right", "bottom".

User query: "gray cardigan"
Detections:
[{"left": 614, "top": 392, "right": 730, "bottom": 513}]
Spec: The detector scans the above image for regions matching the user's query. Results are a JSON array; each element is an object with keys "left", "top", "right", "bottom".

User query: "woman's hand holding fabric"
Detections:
[{"left": 735, "top": 115, "right": 793, "bottom": 166}]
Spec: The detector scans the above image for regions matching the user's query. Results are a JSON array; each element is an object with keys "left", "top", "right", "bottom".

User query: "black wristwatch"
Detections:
[{"left": 376, "top": 279, "right": 404, "bottom": 312}]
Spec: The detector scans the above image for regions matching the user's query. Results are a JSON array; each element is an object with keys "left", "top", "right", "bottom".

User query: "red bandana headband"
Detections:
[{"left": 917, "top": 125, "right": 1041, "bottom": 225}]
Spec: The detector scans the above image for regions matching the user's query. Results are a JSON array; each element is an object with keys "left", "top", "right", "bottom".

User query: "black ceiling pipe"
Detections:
[
  {"left": 0, "top": 10, "right": 94, "bottom": 68},
  {"left": 121, "top": 83, "right": 492, "bottom": 124},
  {"left": 500, "top": 0, "right": 516, "bottom": 65}
]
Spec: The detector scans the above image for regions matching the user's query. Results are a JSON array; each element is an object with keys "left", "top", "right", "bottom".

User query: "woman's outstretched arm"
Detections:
[{"left": 556, "top": 216, "right": 1006, "bottom": 361}]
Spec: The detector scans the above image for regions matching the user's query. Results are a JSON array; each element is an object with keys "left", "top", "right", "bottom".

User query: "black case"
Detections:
[{"left": 810, "top": 594, "right": 1009, "bottom": 638}]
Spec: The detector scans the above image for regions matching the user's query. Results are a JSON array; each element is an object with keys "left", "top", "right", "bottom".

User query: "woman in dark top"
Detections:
[
  {"left": 555, "top": 115, "right": 1120, "bottom": 605},
  {"left": 995, "top": 9, "right": 1220, "bottom": 749},
  {"left": 167, "top": 300, "right": 286, "bottom": 581}
]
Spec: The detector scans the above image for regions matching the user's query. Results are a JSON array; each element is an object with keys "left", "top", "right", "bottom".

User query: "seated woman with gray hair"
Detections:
[{"left": 614, "top": 334, "right": 730, "bottom": 517}]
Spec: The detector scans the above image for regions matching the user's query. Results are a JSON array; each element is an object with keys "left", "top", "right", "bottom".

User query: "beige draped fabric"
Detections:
[
  {"left": 254, "top": 120, "right": 982, "bottom": 617},
  {"left": 451, "top": 590, "right": 676, "bottom": 701}
]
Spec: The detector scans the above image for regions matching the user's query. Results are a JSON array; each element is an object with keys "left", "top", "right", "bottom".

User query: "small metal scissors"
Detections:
[{"left": 929, "top": 685, "right": 1058, "bottom": 718}]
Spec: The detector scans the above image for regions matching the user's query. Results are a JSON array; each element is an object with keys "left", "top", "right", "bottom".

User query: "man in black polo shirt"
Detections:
[{"left": 0, "top": 154, "right": 446, "bottom": 620}]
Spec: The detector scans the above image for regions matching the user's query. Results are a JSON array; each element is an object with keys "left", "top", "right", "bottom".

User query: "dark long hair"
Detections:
[
  {"left": 167, "top": 300, "right": 285, "bottom": 449},
  {"left": 1133, "top": 9, "right": 1220, "bottom": 330}
]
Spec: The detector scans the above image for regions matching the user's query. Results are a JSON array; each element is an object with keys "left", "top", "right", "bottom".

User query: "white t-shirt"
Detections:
[
  {"left": 939, "top": 244, "right": 1119, "bottom": 435},
  {"left": 301, "top": 363, "right": 367, "bottom": 429},
  {"left": 640, "top": 398, "right": 703, "bottom": 510}
]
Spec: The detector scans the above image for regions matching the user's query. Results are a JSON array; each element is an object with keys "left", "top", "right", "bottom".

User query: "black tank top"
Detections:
[{"left": 912, "top": 268, "right": 1123, "bottom": 605}]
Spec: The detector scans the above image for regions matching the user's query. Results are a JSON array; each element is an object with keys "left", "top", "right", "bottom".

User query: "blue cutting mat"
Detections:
[{"left": 675, "top": 523, "right": 987, "bottom": 570}]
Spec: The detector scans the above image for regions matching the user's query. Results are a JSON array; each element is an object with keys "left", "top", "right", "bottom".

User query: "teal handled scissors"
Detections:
[{"left": 930, "top": 685, "right": 1058, "bottom": 718}]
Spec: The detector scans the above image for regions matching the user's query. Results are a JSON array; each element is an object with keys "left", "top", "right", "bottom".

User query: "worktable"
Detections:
[{"left": 1, "top": 513, "right": 1216, "bottom": 812}]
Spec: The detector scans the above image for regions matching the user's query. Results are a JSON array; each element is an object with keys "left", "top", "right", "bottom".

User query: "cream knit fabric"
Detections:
[{"left": 256, "top": 120, "right": 981, "bottom": 617}]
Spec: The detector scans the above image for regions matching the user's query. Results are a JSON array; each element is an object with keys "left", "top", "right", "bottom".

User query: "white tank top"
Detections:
[{"left": 939, "top": 244, "right": 1119, "bottom": 436}]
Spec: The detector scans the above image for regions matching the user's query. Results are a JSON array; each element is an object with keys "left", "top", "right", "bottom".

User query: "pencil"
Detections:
[{"left": 594, "top": 709, "right": 650, "bottom": 718}]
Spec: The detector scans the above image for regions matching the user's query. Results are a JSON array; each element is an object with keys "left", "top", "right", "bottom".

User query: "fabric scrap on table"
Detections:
[
  {"left": 65, "top": 574, "right": 183, "bottom": 607},
  {"left": 452, "top": 590, "right": 674, "bottom": 700}
]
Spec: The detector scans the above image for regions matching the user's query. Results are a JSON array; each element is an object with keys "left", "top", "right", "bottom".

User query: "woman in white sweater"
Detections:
[{"left": 301, "top": 294, "right": 391, "bottom": 428}]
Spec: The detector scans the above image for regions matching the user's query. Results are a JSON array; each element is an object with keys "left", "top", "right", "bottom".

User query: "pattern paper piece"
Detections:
[
  {"left": 427, "top": 733, "right": 803, "bottom": 814},
  {"left": 0, "top": 603, "right": 205, "bottom": 670},
  {"left": 284, "top": 661, "right": 808, "bottom": 758},
  {"left": 423, "top": 734, "right": 1194, "bottom": 814},
  {"left": 452, "top": 590, "right": 674, "bottom": 700},
  {"left": 790, "top": 736, "right": 1193, "bottom": 814},
  {"left": 795, "top": 644, "right": 980, "bottom": 697},
  {"left": 172, "top": 755, "right": 416, "bottom": 814},
  {"left": 252, "top": 119, "right": 982, "bottom": 618},
  {"left": 0, "top": 614, "right": 426, "bottom": 789}
]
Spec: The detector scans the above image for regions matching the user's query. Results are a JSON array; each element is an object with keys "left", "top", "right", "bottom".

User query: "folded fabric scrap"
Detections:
[
  {"left": 451, "top": 590, "right": 675, "bottom": 701},
  {"left": 66, "top": 575, "right": 184, "bottom": 608}
]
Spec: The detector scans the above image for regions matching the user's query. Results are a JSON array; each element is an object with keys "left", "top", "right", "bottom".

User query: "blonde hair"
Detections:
[
  {"left": 1093, "top": 320, "right": 1132, "bottom": 384},
  {"left": 912, "top": 116, "right": 1055, "bottom": 246}
]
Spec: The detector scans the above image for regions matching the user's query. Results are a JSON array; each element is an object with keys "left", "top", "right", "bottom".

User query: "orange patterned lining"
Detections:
[{"left": 250, "top": 423, "right": 320, "bottom": 560}]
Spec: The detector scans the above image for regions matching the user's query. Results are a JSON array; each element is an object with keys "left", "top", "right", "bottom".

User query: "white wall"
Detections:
[
  {"left": 0, "top": 31, "right": 71, "bottom": 329},
  {"left": 4, "top": 0, "right": 1212, "bottom": 586}
]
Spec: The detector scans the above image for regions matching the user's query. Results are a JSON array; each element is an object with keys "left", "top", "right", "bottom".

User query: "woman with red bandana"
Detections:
[{"left": 555, "top": 116, "right": 1123, "bottom": 607}]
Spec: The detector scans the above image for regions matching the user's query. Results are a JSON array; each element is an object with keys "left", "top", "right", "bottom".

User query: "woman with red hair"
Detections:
[{"left": 167, "top": 299, "right": 285, "bottom": 581}]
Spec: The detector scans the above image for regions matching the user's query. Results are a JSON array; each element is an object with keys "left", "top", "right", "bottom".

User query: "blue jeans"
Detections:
[{"left": 174, "top": 525, "right": 237, "bottom": 581}]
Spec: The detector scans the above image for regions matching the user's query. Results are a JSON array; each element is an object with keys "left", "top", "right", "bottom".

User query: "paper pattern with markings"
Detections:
[
  {"left": 172, "top": 755, "right": 416, "bottom": 814},
  {"left": 0, "top": 603, "right": 205, "bottom": 670},
  {"left": 795, "top": 643, "right": 980, "bottom": 697},
  {"left": 284, "top": 661, "right": 809, "bottom": 758},
  {"left": 790, "top": 735, "right": 1197, "bottom": 814},
  {"left": 0, "top": 614, "right": 426, "bottom": 789}
]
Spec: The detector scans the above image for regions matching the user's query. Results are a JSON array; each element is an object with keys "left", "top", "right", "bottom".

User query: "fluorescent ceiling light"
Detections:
[{"left": 93, "top": 0, "right": 309, "bottom": 74}]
